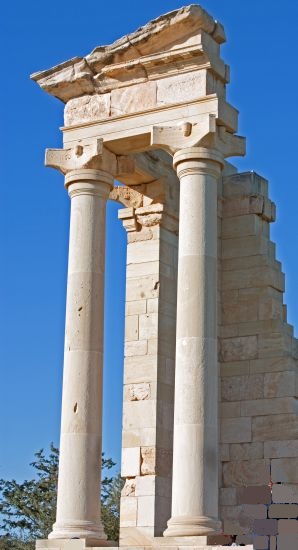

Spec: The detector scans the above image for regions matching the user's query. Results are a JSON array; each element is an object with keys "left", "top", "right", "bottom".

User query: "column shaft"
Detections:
[
  {"left": 164, "top": 148, "right": 222, "bottom": 537},
  {"left": 49, "top": 169, "right": 112, "bottom": 544}
]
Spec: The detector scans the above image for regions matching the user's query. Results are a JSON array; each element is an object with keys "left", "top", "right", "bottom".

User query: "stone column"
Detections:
[
  {"left": 45, "top": 150, "right": 113, "bottom": 542},
  {"left": 164, "top": 147, "right": 223, "bottom": 537}
]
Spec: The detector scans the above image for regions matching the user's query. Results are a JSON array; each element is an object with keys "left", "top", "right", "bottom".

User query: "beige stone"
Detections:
[
  {"left": 271, "top": 458, "right": 298, "bottom": 483},
  {"left": 229, "top": 442, "right": 264, "bottom": 461},
  {"left": 64, "top": 94, "right": 110, "bottom": 126},
  {"left": 125, "top": 315, "right": 139, "bottom": 341},
  {"left": 221, "top": 417, "right": 252, "bottom": 443},
  {"left": 264, "top": 440, "right": 298, "bottom": 458},
  {"left": 240, "top": 397, "right": 297, "bottom": 417},
  {"left": 221, "top": 373, "right": 263, "bottom": 401},
  {"left": 121, "top": 447, "right": 141, "bottom": 477},
  {"left": 252, "top": 414, "right": 298, "bottom": 441},
  {"left": 120, "top": 497, "right": 138, "bottom": 527},
  {"left": 223, "top": 460, "right": 270, "bottom": 487},
  {"left": 128, "top": 383, "right": 151, "bottom": 401},
  {"left": 126, "top": 300, "right": 147, "bottom": 315},
  {"left": 220, "top": 336, "right": 258, "bottom": 362},
  {"left": 124, "top": 340, "right": 148, "bottom": 357},
  {"left": 264, "top": 371, "right": 296, "bottom": 398}
]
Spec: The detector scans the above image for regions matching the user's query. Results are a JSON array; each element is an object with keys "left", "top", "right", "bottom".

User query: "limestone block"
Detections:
[
  {"left": 122, "top": 478, "right": 136, "bottom": 496},
  {"left": 264, "top": 440, "right": 298, "bottom": 459},
  {"left": 241, "top": 397, "right": 297, "bottom": 417},
  {"left": 272, "top": 484, "right": 298, "bottom": 503},
  {"left": 147, "top": 298, "right": 158, "bottom": 313},
  {"left": 147, "top": 339, "right": 158, "bottom": 355},
  {"left": 271, "top": 458, "right": 298, "bottom": 483},
  {"left": 220, "top": 361, "right": 250, "bottom": 377},
  {"left": 126, "top": 275, "right": 160, "bottom": 301},
  {"left": 236, "top": 319, "right": 287, "bottom": 337},
  {"left": 252, "top": 414, "right": 298, "bottom": 441},
  {"left": 125, "top": 340, "right": 148, "bottom": 357},
  {"left": 221, "top": 295, "right": 259, "bottom": 324},
  {"left": 139, "top": 313, "right": 158, "bottom": 340},
  {"left": 229, "top": 442, "right": 264, "bottom": 461},
  {"left": 221, "top": 504, "right": 254, "bottom": 532},
  {"left": 111, "top": 81, "right": 157, "bottom": 116},
  {"left": 123, "top": 401, "right": 157, "bottom": 431},
  {"left": 222, "top": 266, "right": 285, "bottom": 292},
  {"left": 127, "top": 261, "right": 160, "bottom": 278},
  {"left": 140, "top": 447, "right": 155, "bottom": 475},
  {"left": 222, "top": 236, "right": 268, "bottom": 259},
  {"left": 258, "top": 332, "right": 292, "bottom": 359},
  {"left": 249, "top": 356, "right": 297, "bottom": 374},
  {"left": 268, "top": 504, "right": 298, "bottom": 518},
  {"left": 223, "top": 460, "right": 270, "bottom": 487},
  {"left": 242, "top": 504, "right": 267, "bottom": 519},
  {"left": 127, "top": 240, "right": 160, "bottom": 265},
  {"left": 157, "top": 71, "right": 209, "bottom": 105},
  {"left": 221, "top": 401, "right": 241, "bottom": 418},
  {"left": 220, "top": 443, "right": 230, "bottom": 462},
  {"left": 253, "top": 535, "right": 270, "bottom": 549},
  {"left": 120, "top": 496, "right": 137, "bottom": 527},
  {"left": 222, "top": 214, "right": 264, "bottom": 239},
  {"left": 126, "top": 300, "right": 147, "bottom": 315},
  {"left": 241, "top": 485, "right": 271, "bottom": 504},
  {"left": 264, "top": 371, "right": 296, "bottom": 398},
  {"left": 125, "top": 315, "right": 139, "bottom": 341},
  {"left": 221, "top": 374, "right": 263, "bottom": 401},
  {"left": 223, "top": 194, "right": 275, "bottom": 221},
  {"left": 220, "top": 487, "right": 238, "bottom": 506},
  {"left": 259, "top": 298, "right": 283, "bottom": 321},
  {"left": 64, "top": 93, "right": 110, "bottom": 126},
  {"left": 223, "top": 172, "right": 268, "bottom": 198},
  {"left": 127, "top": 383, "right": 151, "bottom": 401},
  {"left": 124, "top": 354, "right": 157, "bottom": 384},
  {"left": 221, "top": 417, "right": 252, "bottom": 443},
  {"left": 220, "top": 336, "right": 258, "bottom": 361},
  {"left": 278, "top": 519, "right": 298, "bottom": 534},
  {"left": 121, "top": 447, "right": 141, "bottom": 477},
  {"left": 277, "top": 534, "right": 298, "bottom": 549},
  {"left": 135, "top": 475, "right": 155, "bottom": 496},
  {"left": 137, "top": 495, "right": 155, "bottom": 527},
  {"left": 122, "top": 427, "right": 156, "bottom": 448}
]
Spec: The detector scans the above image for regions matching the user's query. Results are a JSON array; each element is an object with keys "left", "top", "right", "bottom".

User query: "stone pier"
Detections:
[{"left": 32, "top": 4, "right": 297, "bottom": 550}]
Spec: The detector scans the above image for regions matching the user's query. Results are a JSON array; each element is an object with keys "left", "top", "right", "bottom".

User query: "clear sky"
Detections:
[{"left": 1, "top": 0, "right": 297, "bottom": 482}]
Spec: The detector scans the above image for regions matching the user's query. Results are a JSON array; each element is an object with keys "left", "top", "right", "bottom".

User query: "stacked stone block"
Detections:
[
  {"left": 119, "top": 198, "right": 178, "bottom": 544},
  {"left": 219, "top": 171, "right": 298, "bottom": 543}
]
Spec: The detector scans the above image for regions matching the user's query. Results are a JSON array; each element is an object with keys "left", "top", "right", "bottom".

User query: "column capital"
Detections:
[
  {"left": 151, "top": 115, "right": 245, "bottom": 159},
  {"left": 173, "top": 147, "right": 224, "bottom": 180},
  {"left": 45, "top": 137, "right": 135, "bottom": 181},
  {"left": 119, "top": 204, "right": 178, "bottom": 234}
]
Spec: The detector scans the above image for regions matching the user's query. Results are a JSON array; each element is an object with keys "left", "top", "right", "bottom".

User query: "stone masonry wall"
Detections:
[
  {"left": 219, "top": 171, "right": 298, "bottom": 543},
  {"left": 119, "top": 198, "right": 178, "bottom": 545}
]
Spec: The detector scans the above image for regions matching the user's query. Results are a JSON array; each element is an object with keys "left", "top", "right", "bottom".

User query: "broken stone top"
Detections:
[{"left": 31, "top": 4, "right": 227, "bottom": 102}]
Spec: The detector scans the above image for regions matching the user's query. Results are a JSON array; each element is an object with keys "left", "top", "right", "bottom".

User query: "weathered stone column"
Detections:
[
  {"left": 45, "top": 141, "right": 113, "bottom": 544},
  {"left": 164, "top": 147, "right": 223, "bottom": 537}
]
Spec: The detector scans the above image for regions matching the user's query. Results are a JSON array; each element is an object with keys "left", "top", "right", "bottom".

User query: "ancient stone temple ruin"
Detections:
[{"left": 31, "top": 5, "right": 298, "bottom": 550}]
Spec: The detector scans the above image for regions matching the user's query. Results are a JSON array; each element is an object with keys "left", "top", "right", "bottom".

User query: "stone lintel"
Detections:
[
  {"left": 62, "top": 97, "right": 240, "bottom": 155},
  {"left": 31, "top": 5, "right": 227, "bottom": 102}
]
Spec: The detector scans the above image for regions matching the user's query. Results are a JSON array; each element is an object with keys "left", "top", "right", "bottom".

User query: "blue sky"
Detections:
[{"left": 1, "top": 0, "right": 297, "bottom": 482}]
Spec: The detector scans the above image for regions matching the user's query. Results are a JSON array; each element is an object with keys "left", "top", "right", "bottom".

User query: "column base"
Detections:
[
  {"left": 48, "top": 520, "right": 108, "bottom": 546},
  {"left": 163, "top": 516, "right": 222, "bottom": 537},
  {"left": 36, "top": 539, "right": 115, "bottom": 549}
]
